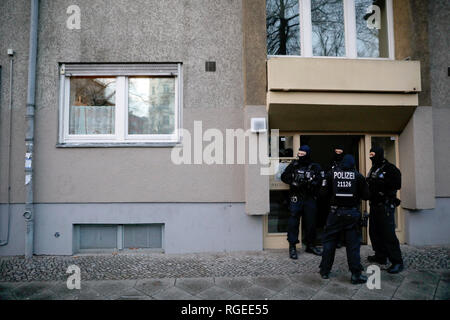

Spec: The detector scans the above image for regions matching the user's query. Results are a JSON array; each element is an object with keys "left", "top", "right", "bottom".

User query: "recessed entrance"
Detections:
[
  {"left": 265, "top": 132, "right": 403, "bottom": 249},
  {"left": 266, "top": 134, "right": 364, "bottom": 249}
]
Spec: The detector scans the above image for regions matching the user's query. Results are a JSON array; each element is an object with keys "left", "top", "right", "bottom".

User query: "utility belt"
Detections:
[
  {"left": 330, "top": 206, "right": 358, "bottom": 217},
  {"left": 290, "top": 194, "right": 315, "bottom": 203},
  {"left": 371, "top": 196, "right": 401, "bottom": 207}
]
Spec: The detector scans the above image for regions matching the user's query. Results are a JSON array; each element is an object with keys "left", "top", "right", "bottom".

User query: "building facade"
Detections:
[{"left": 0, "top": 0, "right": 448, "bottom": 256}]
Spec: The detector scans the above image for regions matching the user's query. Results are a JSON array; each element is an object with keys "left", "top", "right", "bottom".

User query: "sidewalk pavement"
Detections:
[{"left": 0, "top": 245, "right": 449, "bottom": 300}]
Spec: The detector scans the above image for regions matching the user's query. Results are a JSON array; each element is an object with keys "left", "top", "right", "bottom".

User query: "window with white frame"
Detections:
[
  {"left": 266, "top": 0, "right": 394, "bottom": 59},
  {"left": 59, "top": 64, "right": 182, "bottom": 145}
]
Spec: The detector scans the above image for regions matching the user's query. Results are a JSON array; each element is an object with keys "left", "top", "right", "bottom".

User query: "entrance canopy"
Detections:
[{"left": 267, "top": 58, "right": 421, "bottom": 133}]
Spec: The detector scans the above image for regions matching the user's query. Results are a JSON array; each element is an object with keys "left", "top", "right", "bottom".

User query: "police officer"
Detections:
[
  {"left": 327, "top": 144, "right": 344, "bottom": 172},
  {"left": 326, "top": 145, "right": 345, "bottom": 249},
  {"left": 281, "top": 145, "right": 323, "bottom": 259},
  {"left": 367, "top": 145, "right": 404, "bottom": 274},
  {"left": 319, "top": 154, "right": 370, "bottom": 284}
]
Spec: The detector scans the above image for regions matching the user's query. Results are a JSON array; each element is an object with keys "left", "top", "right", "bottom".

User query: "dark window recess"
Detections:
[
  {"left": 205, "top": 61, "right": 216, "bottom": 72},
  {"left": 79, "top": 225, "right": 117, "bottom": 249},
  {"left": 124, "top": 224, "right": 163, "bottom": 249}
]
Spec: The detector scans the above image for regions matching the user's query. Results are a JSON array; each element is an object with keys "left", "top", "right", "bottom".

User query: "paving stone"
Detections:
[
  {"left": 311, "top": 291, "right": 347, "bottom": 300},
  {"left": 356, "top": 281, "right": 398, "bottom": 298},
  {"left": 289, "top": 273, "right": 330, "bottom": 290},
  {"left": 0, "top": 245, "right": 447, "bottom": 282},
  {"left": 277, "top": 283, "right": 317, "bottom": 300},
  {"left": 226, "top": 293, "right": 250, "bottom": 300},
  {"left": 0, "top": 282, "right": 21, "bottom": 291},
  {"left": 48, "top": 281, "right": 81, "bottom": 299},
  {"left": 196, "top": 286, "right": 235, "bottom": 300},
  {"left": 252, "top": 276, "right": 291, "bottom": 292},
  {"left": 0, "top": 291, "right": 16, "bottom": 300},
  {"left": 134, "top": 278, "right": 174, "bottom": 296},
  {"left": 85, "top": 280, "right": 136, "bottom": 298},
  {"left": 152, "top": 286, "right": 198, "bottom": 300},
  {"left": 270, "top": 292, "right": 303, "bottom": 300},
  {"left": 398, "top": 278, "right": 437, "bottom": 298},
  {"left": 11, "top": 282, "right": 54, "bottom": 300},
  {"left": 110, "top": 288, "right": 153, "bottom": 300},
  {"left": 27, "top": 289, "right": 62, "bottom": 300},
  {"left": 239, "top": 285, "right": 277, "bottom": 300},
  {"left": 215, "top": 277, "right": 254, "bottom": 293},
  {"left": 380, "top": 271, "right": 406, "bottom": 285},
  {"left": 394, "top": 287, "right": 434, "bottom": 300},
  {"left": 352, "top": 290, "right": 392, "bottom": 300},
  {"left": 438, "top": 270, "right": 450, "bottom": 280},
  {"left": 323, "top": 281, "right": 360, "bottom": 299},
  {"left": 175, "top": 278, "right": 214, "bottom": 295},
  {"left": 404, "top": 270, "right": 441, "bottom": 286},
  {"left": 67, "top": 288, "right": 104, "bottom": 300},
  {"left": 434, "top": 279, "right": 450, "bottom": 300}
]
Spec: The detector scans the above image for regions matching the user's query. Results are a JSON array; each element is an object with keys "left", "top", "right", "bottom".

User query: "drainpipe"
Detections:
[
  {"left": 0, "top": 52, "right": 14, "bottom": 247},
  {"left": 24, "top": 0, "right": 39, "bottom": 258}
]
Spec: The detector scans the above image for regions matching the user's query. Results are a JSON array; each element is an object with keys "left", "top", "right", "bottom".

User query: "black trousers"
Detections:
[
  {"left": 287, "top": 197, "right": 317, "bottom": 247},
  {"left": 320, "top": 208, "right": 363, "bottom": 275},
  {"left": 369, "top": 202, "right": 403, "bottom": 265}
]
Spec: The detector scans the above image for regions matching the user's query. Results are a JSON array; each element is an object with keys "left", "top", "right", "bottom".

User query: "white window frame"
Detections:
[
  {"left": 58, "top": 63, "right": 183, "bottom": 146},
  {"left": 270, "top": 0, "right": 395, "bottom": 60}
]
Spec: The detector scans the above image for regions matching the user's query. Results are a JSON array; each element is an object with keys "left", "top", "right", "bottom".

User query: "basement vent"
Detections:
[
  {"left": 124, "top": 224, "right": 163, "bottom": 249},
  {"left": 74, "top": 224, "right": 164, "bottom": 252}
]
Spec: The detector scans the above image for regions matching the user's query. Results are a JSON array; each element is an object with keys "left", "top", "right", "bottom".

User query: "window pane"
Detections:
[
  {"left": 311, "top": 0, "right": 346, "bottom": 56},
  {"left": 128, "top": 77, "right": 176, "bottom": 135},
  {"left": 355, "top": 0, "right": 389, "bottom": 58},
  {"left": 279, "top": 136, "right": 294, "bottom": 157},
  {"left": 266, "top": 0, "right": 301, "bottom": 55},
  {"left": 269, "top": 190, "right": 290, "bottom": 233},
  {"left": 69, "top": 78, "right": 116, "bottom": 135}
]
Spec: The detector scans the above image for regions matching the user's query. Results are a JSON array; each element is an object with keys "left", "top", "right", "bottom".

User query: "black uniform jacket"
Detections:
[
  {"left": 321, "top": 169, "right": 370, "bottom": 207},
  {"left": 367, "top": 159, "right": 401, "bottom": 203},
  {"left": 281, "top": 159, "right": 323, "bottom": 199}
]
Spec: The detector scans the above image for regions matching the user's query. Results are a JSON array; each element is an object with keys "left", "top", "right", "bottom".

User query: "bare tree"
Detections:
[{"left": 266, "top": 0, "right": 300, "bottom": 55}]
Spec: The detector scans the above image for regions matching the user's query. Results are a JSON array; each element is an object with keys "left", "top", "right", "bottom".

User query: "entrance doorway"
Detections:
[
  {"left": 266, "top": 133, "right": 366, "bottom": 249},
  {"left": 300, "top": 135, "right": 364, "bottom": 246},
  {"left": 265, "top": 132, "right": 404, "bottom": 249}
]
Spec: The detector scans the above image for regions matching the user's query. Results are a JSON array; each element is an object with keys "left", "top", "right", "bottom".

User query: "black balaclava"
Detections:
[
  {"left": 341, "top": 154, "right": 355, "bottom": 170},
  {"left": 370, "top": 145, "right": 384, "bottom": 166},
  {"left": 333, "top": 144, "right": 344, "bottom": 163},
  {"left": 298, "top": 145, "right": 311, "bottom": 165}
]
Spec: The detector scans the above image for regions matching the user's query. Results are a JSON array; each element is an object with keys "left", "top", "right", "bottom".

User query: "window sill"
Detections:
[{"left": 56, "top": 142, "right": 181, "bottom": 148}]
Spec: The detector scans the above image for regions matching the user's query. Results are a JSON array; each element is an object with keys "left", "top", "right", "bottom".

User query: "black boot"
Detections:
[
  {"left": 289, "top": 244, "right": 298, "bottom": 260},
  {"left": 387, "top": 263, "right": 404, "bottom": 274},
  {"left": 367, "top": 255, "right": 387, "bottom": 264},
  {"left": 351, "top": 273, "right": 368, "bottom": 285},
  {"left": 320, "top": 271, "right": 330, "bottom": 280},
  {"left": 305, "top": 246, "right": 322, "bottom": 256}
]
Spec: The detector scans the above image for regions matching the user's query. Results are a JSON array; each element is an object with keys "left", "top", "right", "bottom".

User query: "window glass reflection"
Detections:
[
  {"left": 356, "top": 0, "right": 389, "bottom": 58},
  {"left": 311, "top": 0, "right": 346, "bottom": 57},
  {"left": 266, "top": 0, "right": 301, "bottom": 55},
  {"left": 69, "top": 77, "right": 116, "bottom": 135},
  {"left": 128, "top": 77, "right": 175, "bottom": 135}
]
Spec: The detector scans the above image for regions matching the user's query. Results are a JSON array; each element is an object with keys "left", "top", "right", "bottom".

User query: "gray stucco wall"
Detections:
[
  {"left": 402, "top": 0, "right": 450, "bottom": 246},
  {"left": 0, "top": 0, "right": 31, "bottom": 204},
  {"left": 0, "top": 203, "right": 263, "bottom": 256},
  {"left": 429, "top": 0, "right": 450, "bottom": 197},
  {"left": 399, "top": 106, "right": 435, "bottom": 210},
  {"left": 405, "top": 198, "right": 450, "bottom": 246},
  {"left": 0, "top": 0, "right": 247, "bottom": 204}
]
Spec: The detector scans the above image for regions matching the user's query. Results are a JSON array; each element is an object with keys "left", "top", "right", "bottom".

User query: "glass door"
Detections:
[
  {"left": 265, "top": 133, "right": 300, "bottom": 249},
  {"left": 264, "top": 133, "right": 367, "bottom": 249}
]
